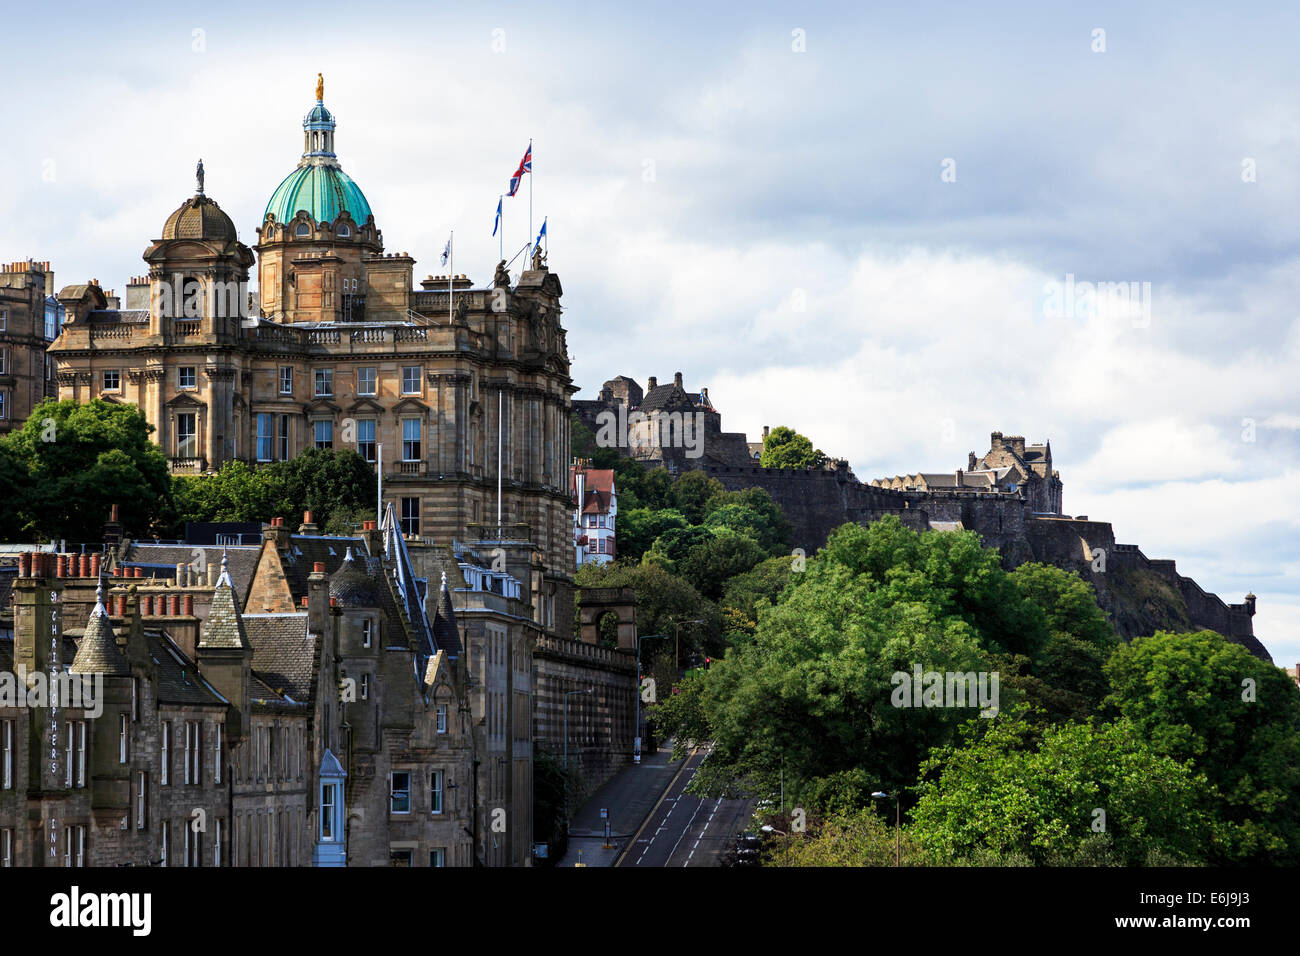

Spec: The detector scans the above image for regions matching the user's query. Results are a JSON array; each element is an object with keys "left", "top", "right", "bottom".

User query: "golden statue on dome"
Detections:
[{"left": 316, "top": 73, "right": 324, "bottom": 101}]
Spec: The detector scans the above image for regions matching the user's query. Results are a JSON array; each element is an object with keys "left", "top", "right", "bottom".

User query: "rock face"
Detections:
[{"left": 703, "top": 463, "right": 1270, "bottom": 663}]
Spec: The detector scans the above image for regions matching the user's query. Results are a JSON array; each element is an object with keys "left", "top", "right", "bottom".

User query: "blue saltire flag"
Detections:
[{"left": 492, "top": 198, "right": 502, "bottom": 237}]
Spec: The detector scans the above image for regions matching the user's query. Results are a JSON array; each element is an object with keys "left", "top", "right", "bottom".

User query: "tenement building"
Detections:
[{"left": 44, "top": 77, "right": 577, "bottom": 642}]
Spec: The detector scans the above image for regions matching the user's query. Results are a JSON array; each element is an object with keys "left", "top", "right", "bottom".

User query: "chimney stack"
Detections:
[{"left": 674, "top": 371, "right": 683, "bottom": 389}]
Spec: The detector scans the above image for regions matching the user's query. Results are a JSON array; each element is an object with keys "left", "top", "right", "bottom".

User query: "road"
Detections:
[{"left": 618, "top": 745, "right": 755, "bottom": 867}]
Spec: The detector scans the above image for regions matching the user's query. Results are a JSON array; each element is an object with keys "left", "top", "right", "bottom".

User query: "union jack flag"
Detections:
[{"left": 507, "top": 142, "right": 532, "bottom": 197}]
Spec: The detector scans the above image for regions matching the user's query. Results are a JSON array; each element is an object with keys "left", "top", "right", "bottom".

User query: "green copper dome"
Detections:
[
  {"left": 264, "top": 89, "right": 373, "bottom": 227},
  {"left": 264, "top": 164, "right": 372, "bottom": 226}
]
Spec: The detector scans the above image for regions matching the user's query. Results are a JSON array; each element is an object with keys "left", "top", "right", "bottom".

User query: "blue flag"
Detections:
[
  {"left": 441, "top": 236, "right": 451, "bottom": 267},
  {"left": 492, "top": 198, "right": 502, "bottom": 237},
  {"left": 534, "top": 217, "right": 547, "bottom": 250}
]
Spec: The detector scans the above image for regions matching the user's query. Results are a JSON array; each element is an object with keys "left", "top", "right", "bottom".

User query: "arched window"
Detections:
[
  {"left": 336, "top": 224, "right": 350, "bottom": 238},
  {"left": 295, "top": 223, "right": 311, "bottom": 238}
]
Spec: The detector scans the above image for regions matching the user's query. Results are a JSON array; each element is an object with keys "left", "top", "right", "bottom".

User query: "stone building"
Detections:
[
  {"left": 573, "top": 372, "right": 753, "bottom": 472},
  {"left": 44, "top": 78, "right": 577, "bottom": 643},
  {"left": 572, "top": 464, "right": 617, "bottom": 566},
  {"left": 872, "top": 430, "right": 1064, "bottom": 515},
  {"left": 0, "top": 260, "right": 62, "bottom": 434}
]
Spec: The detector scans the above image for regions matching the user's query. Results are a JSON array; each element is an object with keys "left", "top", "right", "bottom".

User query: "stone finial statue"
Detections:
[
  {"left": 316, "top": 72, "right": 324, "bottom": 101},
  {"left": 531, "top": 244, "right": 547, "bottom": 271},
  {"left": 196, "top": 158, "right": 205, "bottom": 195},
  {"left": 493, "top": 259, "right": 510, "bottom": 288}
]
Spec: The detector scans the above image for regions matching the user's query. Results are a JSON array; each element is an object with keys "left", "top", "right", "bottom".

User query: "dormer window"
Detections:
[
  {"left": 337, "top": 224, "right": 350, "bottom": 238},
  {"left": 295, "top": 223, "right": 311, "bottom": 238}
]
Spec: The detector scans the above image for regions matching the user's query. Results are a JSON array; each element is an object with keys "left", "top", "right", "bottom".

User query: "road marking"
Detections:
[{"left": 615, "top": 745, "right": 699, "bottom": 868}]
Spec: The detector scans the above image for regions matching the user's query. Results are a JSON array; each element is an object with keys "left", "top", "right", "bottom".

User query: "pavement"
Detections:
[{"left": 556, "top": 741, "right": 756, "bottom": 868}]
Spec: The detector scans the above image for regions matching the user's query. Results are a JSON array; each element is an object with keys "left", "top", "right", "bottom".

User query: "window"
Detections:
[
  {"left": 357, "top": 366, "right": 377, "bottom": 396},
  {"left": 214, "top": 724, "right": 222, "bottom": 784},
  {"left": 430, "top": 770, "right": 444, "bottom": 814},
  {"left": 436, "top": 706, "right": 447, "bottom": 734},
  {"left": 314, "top": 420, "right": 333, "bottom": 450},
  {"left": 0, "top": 392, "right": 6, "bottom": 421},
  {"left": 185, "top": 721, "right": 201, "bottom": 785},
  {"left": 390, "top": 849, "right": 413, "bottom": 867},
  {"left": 160, "top": 722, "right": 170, "bottom": 786},
  {"left": 429, "top": 848, "right": 445, "bottom": 868},
  {"left": 103, "top": 369, "right": 120, "bottom": 391},
  {"left": 314, "top": 368, "right": 333, "bottom": 397},
  {"left": 278, "top": 414, "right": 290, "bottom": 461},
  {"left": 64, "top": 721, "right": 86, "bottom": 788},
  {"left": 295, "top": 223, "right": 311, "bottom": 237},
  {"left": 400, "top": 497, "right": 419, "bottom": 536},
  {"left": 214, "top": 818, "right": 223, "bottom": 867},
  {"left": 360, "top": 674, "right": 369, "bottom": 700},
  {"left": 390, "top": 771, "right": 411, "bottom": 814},
  {"left": 402, "top": 418, "right": 421, "bottom": 461},
  {"left": 0, "top": 309, "right": 5, "bottom": 331},
  {"left": 357, "top": 418, "right": 376, "bottom": 462},
  {"left": 177, "top": 413, "right": 197, "bottom": 458},
  {"left": 0, "top": 348, "right": 7, "bottom": 375},
  {"left": 185, "top": 822, "right": 201, "bottom": 868},
  {"left": 321, "top": 783, "right": 336, "bottom": 840},
  {"left": 136, "top": 772, "right": 147, "bottom": 829},
  {"left": 179, "top": 366, "right": 196, "bottom": 389},
  {"left": 337, "top": 224, "right": 350, "bottom": 238},
  {"left": 401, "top": 366, "right": 421, "bottom": 394},
  {"left": 361, "top": 618, "right": 372, "bottom": 648},
  {"left": 1, "top": 720, "right": 11, "bottom": 788},
  {"left": 256, "top": 413, "right": 274, "bottom": 461},
  {"left": 161, "top": 821, "right": 169, "bottom": 867},
  {"left": 1, "top": 829, "right": 10, "bottom": 867},
  {"left": 63, "top": 826, "right": 85, "bottom": 868},
  {"left": 119, "top": 713, "right": 129, "bottom": 763},
  {"left": 279, "top": 366, "right": 293, "bottom": 395}
]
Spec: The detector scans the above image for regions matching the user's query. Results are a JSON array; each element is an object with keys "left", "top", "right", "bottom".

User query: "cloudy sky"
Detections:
[{"left": 3, "top": 1, "right": 1297, "bottom": 662}]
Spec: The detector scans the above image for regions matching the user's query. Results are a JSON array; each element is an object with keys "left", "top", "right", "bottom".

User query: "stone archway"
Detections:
[{"left": 577, "top": 586, "right": 637, "bottom": 650}]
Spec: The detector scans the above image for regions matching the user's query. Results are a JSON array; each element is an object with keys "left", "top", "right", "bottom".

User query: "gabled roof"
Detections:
[{"left": 151, "top": 631, "right": 228, "bottom": 707}]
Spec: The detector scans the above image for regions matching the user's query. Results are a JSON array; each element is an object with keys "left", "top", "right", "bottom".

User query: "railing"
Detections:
[
  {"left": 169, "top": 457, "right": 206, "bottom": 473},
  {"left": 350, "top": 327, "right": 386, "bottom": 344},
  {"left": 394, "top": 327, "right": 428, "bottom": 342},
  {"left": 90, "top": 324, "right": 134, "bottom": 339},
  {"left": 396, "top": 460, "right": 425, "bottom": 475},
  {"left": 307, "top": 329, "right": 341, "bottom": 345},
  {"left": 173, "top": 321, "right": 201, "bottom": 337}
]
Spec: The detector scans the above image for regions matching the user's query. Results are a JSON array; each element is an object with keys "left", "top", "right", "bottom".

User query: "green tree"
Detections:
[
  {"left": 615, "top": 507, "right": 688, "bottom": 563},
  {"left": 574, "top": 561, "right": 723, "bottom": 656},
  {"left": 721, "top": 555, "right": 796, "bottom": 620},
  {"left": 0, "top": 441, "right": 31, "bottom": 540},
  {"left": 910, "top": 711, "right": 1216, "bottom": 866},
  {"left": 760, "top": 425, "right": 827, "bottom": 470},
  {"left": 673, "top": 529, "right": 767, "bottom": 601},
  {"left": 670, "top": 470, "right": 725, "bottom": 525},
  {"left": 642, "top": 525, "right": 716, "bottom": 574},
  {"left": 1105, "top": 630, "right": 1300, "bottom": 864},
  {"left": 1, "top": 398, "right": 171, "bottom": 541},
  {"left": 702, "top": 486, "right": 792, "bottom": 555}
]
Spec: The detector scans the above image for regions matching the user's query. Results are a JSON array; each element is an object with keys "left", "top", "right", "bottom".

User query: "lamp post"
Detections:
[
  {"left": 760, "top": 824, "right": 790, "bottom": 867},
  {"left": 872, "top": 790, "right": 900, "bottom": 867},
  {"left": 564, "top": 688, "right": 593, "bottom": 770},
  {"left": 634, "top": 634, "right": 669, "bottom": 765}
]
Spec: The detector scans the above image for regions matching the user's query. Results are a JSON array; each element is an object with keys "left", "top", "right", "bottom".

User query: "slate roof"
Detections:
[
  {"left": 199, "top": 559, "right": 252, "bottom": 650},
  {"left": 243, "top": 613, "right": 316, "bottom": 703},
  {"left": 71, "top": 590, "right": 130, "bottom": 676},
  {"left": 150, "top": 631, "right": 228, "bottom": 707},
  {"left": 638, "top": 384, "right": 695, "bottom": 413},
  {"left": 0, "top": 568, "right": 14, "bottom": 613},
  {"left": 123, "top": 543, "right": 260, "bottom": 605},
  {"left": 432, "top": 575, "right": 462, "bottom": 658},
  {"left": 329, "top": 548, "right": 384, "bottom": 608}
]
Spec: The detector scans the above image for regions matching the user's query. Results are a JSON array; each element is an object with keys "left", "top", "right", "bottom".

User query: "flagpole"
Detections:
[
  {"left": 497, "top": 389, "right": 503, "bottom": 528},
  {"left": 528, "top": 138, "right": 533, "bottom": 254},
  {"left": 498, "top": 194, "right": 503, "bottom": 262},
  {"left": 448, "top": 230, "right": 453, "bottom": 325}
]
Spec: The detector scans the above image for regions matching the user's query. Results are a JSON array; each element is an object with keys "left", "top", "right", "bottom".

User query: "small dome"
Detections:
[
  {"left": 307, "top": 103, "right": 333, "bottom": 123},
  {"left": 162, "top": 195, "right": 238, "bottom": 242},
  {"left": 329, "top": 548, "right": 383, "bottom": 608}
]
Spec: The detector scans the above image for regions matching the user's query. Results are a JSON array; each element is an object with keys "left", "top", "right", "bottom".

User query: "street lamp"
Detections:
[
  {"left": 760, "top": 824, "right": 790, "bottom": 866},
  {"left": 564, "top": 688, "right": 593, "bottom": 770},
  {"left": 872, "top": 791, "right": 900, "bottom": 867},
  {"left": 634, "top": 634, "right": 669, "bottom": 765}
]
